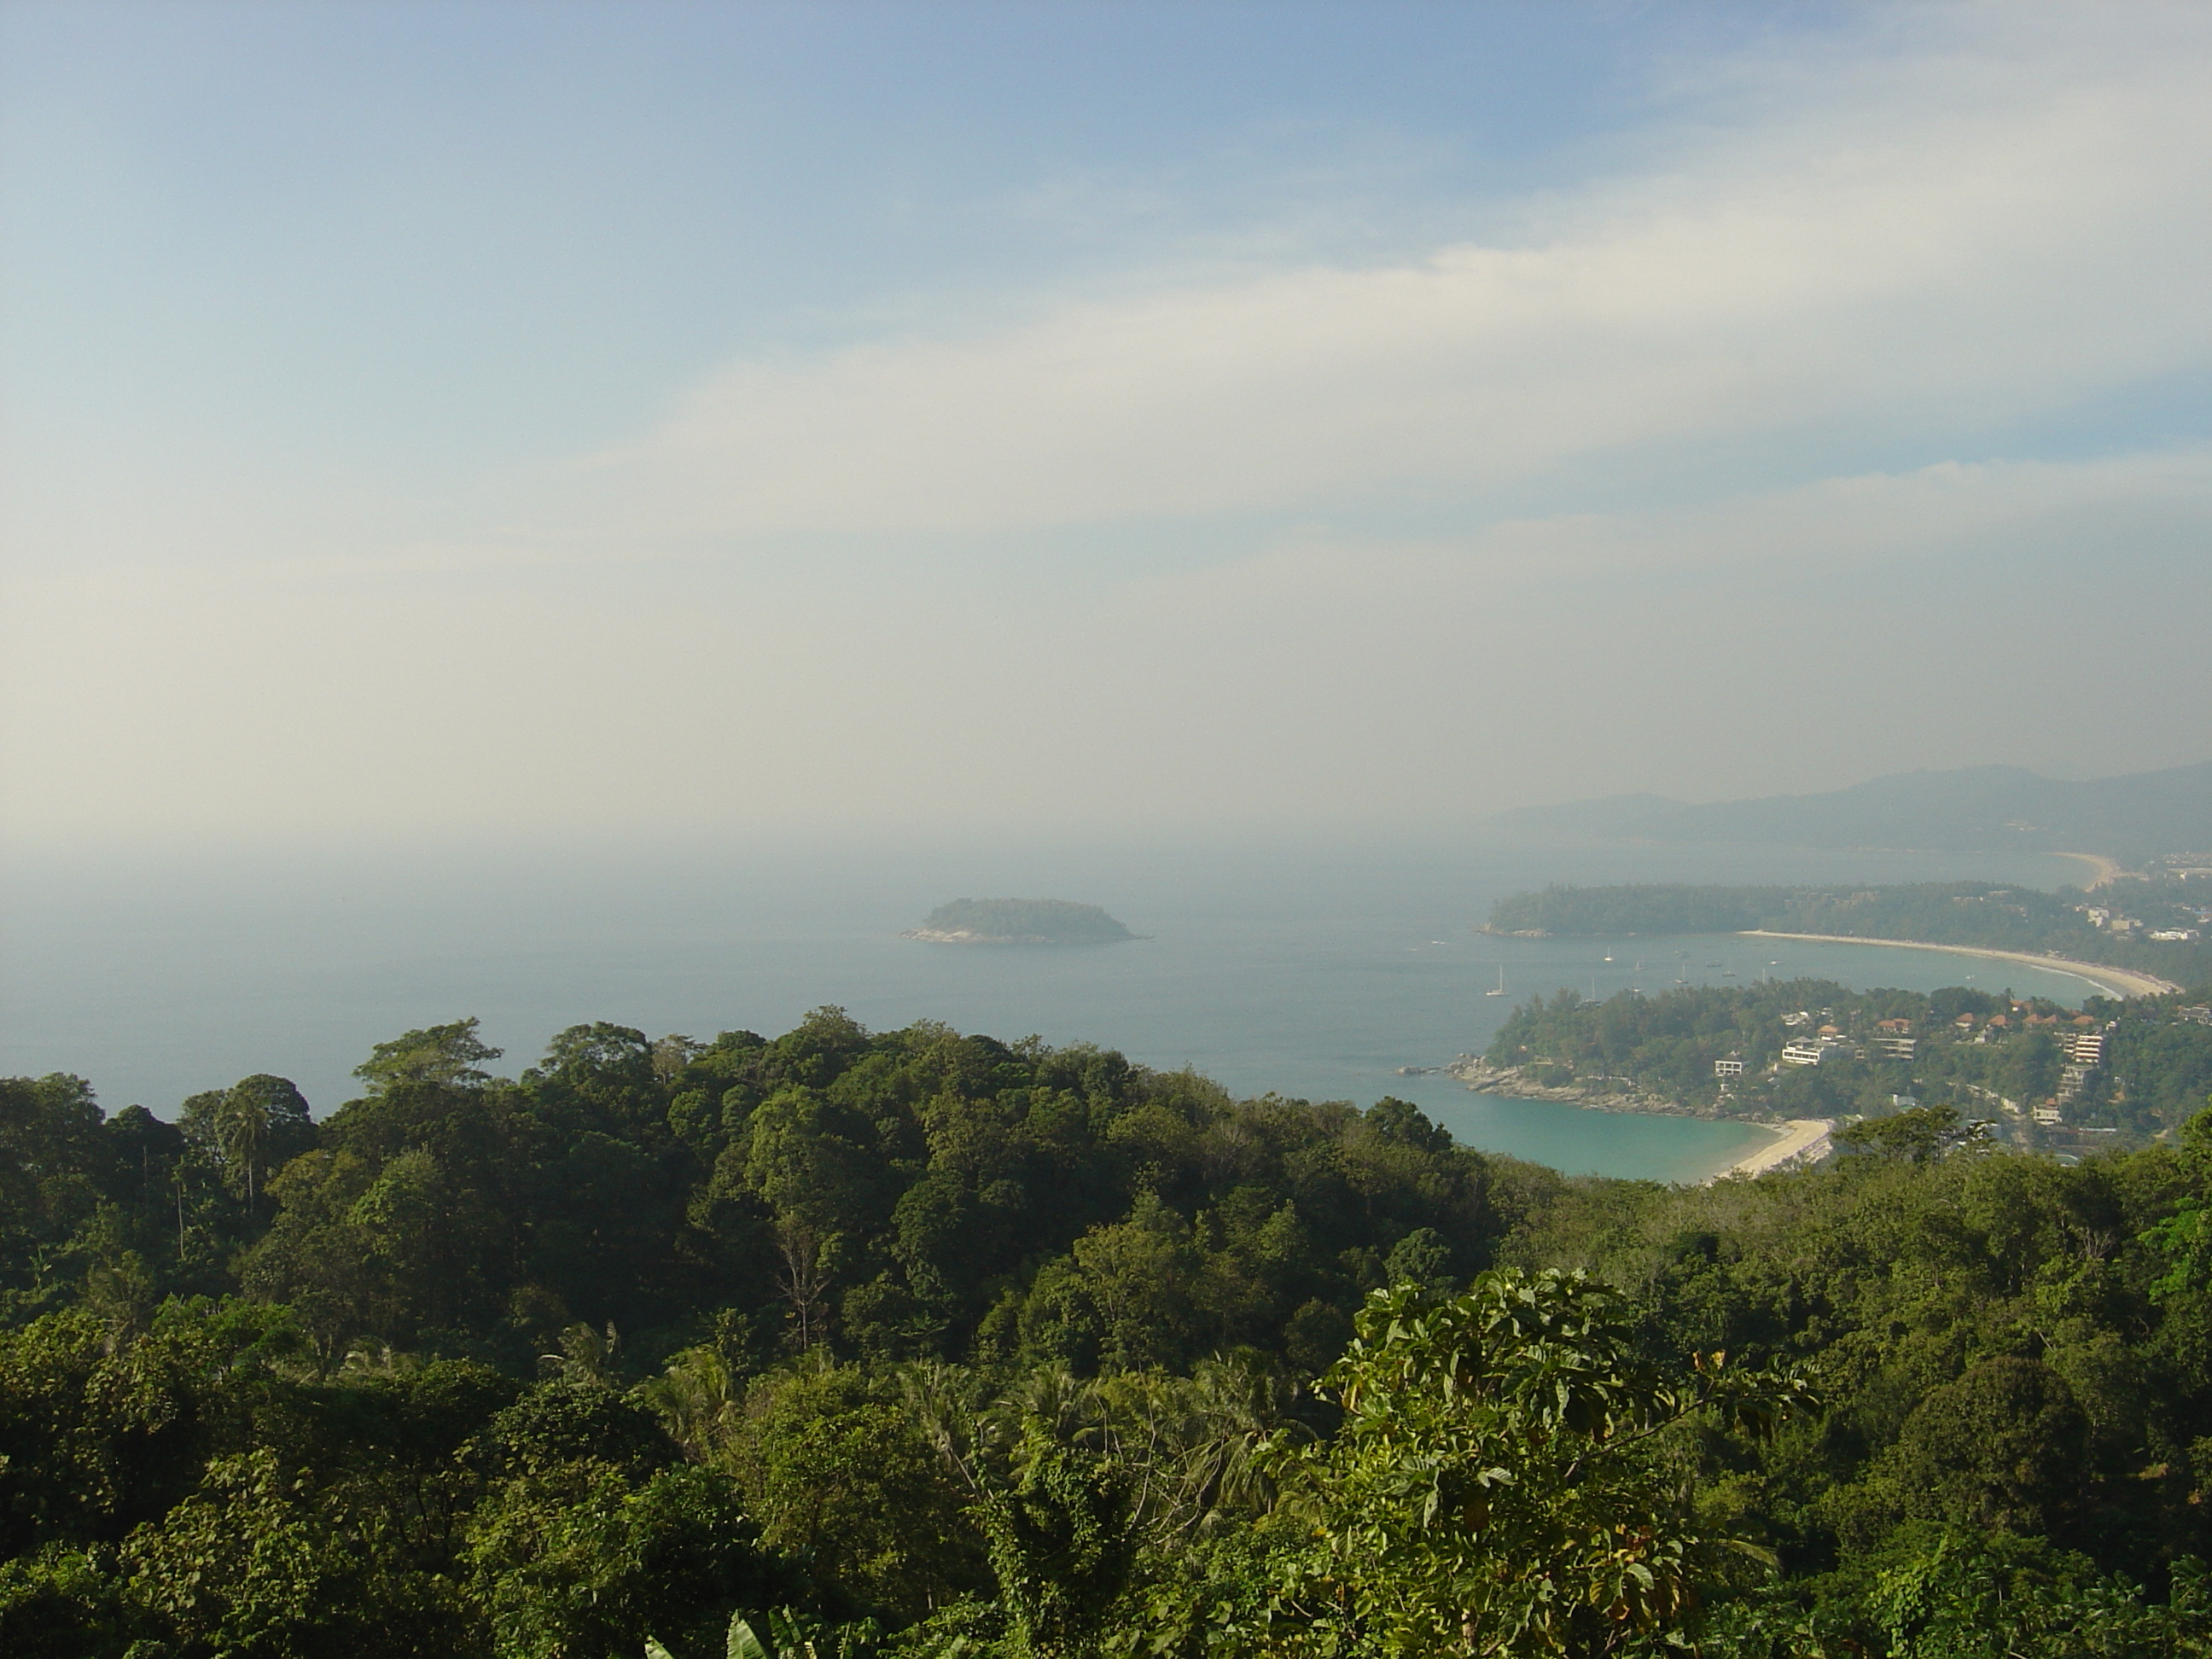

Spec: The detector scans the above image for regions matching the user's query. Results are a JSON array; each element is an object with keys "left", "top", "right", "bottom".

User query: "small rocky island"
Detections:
[{"left": 902, "top": 898, "right": 1138, "bottom": 946}]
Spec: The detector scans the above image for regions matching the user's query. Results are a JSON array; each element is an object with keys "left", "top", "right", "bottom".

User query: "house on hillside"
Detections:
[{"left": 2060, "top": 1031, "right": 2105, "bottom": 1063}]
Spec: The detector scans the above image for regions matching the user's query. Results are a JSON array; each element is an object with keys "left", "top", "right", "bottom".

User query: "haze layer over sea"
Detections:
[{"left": 1, "top": 837, "right": 2104, "bottom": 1183}]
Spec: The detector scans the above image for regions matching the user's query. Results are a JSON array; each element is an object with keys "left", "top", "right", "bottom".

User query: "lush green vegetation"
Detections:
[
  {"left": 909, "top": 899, "right": 1138, "bottom": 944},
  {"left": 7, "top": 1010, "right": 2212, "bottom": 1655},
  {"left": 1484, "top": 977, "right": 2212, "bottom": 1139},
  {"left": 1485, "top": 879, "right": 2212, "bottom": 985}
]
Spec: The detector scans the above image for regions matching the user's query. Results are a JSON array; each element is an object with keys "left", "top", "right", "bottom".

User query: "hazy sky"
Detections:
[{"left": 3, "top": 1, "right": 2208, "bottom": 853}]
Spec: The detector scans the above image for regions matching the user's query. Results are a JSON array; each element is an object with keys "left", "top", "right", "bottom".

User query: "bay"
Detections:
[{"left": 0, "top": 835, "right": 2102, "bottom": 1181}]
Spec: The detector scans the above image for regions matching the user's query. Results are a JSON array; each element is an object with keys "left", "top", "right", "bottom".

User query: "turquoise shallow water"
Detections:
[{"left": 0, "top": 836, "right": 2100, "bottom": 1181}]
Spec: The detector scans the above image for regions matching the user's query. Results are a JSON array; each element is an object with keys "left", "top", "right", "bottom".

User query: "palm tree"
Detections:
[{"left": 216, "top": 1088, "right": 271, "bottom": 1211}]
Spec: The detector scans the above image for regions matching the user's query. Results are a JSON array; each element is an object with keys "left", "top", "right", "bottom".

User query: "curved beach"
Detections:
[
  {"left": 1714, "top": 1117, "right": 1833, "bottom": 1182},
  {"left": 1739, "top": 930, "right": 2180, "bottom": 999}
]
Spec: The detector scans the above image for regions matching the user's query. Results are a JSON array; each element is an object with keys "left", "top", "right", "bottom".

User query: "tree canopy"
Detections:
[{"left": 3, "top": 1010, "right": 2212, "bottom": 1655}]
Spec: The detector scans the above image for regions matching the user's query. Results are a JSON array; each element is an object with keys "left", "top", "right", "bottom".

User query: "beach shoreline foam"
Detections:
[
  {"left": 1738, "top": 930, "right": 2180, "bottom": 999},
  {"left": 1713, "top": 1117, "right": 1832, "bottom": 1182}
]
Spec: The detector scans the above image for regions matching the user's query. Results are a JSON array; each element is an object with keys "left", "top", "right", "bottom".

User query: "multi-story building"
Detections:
[
  {"left": 1782, "top": 1035, "right": 1856, "bottom": 1068},
  {"left": 2060, "top": 1030, "right": 2105, "bottom": 1064}
]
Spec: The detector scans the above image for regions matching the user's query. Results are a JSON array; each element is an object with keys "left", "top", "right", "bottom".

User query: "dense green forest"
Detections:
[
  {"left": 1483, "top": 977, "right": 2212, "bottom": 1139},
  {"left": 7, "top": 1010, "right": 2212, "bottom": 1654},
  {"left": 1484, "top": 880, "right": 2212, "bottom": 985}
]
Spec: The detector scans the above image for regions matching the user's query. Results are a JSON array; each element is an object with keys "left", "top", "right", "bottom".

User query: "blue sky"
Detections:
[{"left": 3, "top": 1, "right": 2208, "bottom": 851}]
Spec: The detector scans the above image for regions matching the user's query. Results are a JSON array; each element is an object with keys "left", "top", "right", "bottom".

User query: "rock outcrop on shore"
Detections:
[{"left": 1447, "top": 1057, "right": 1743, "bottom": 1121}]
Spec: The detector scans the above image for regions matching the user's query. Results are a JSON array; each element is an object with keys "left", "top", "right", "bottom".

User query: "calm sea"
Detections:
[{"left": 0, "top": 835, "right": 2104, "bottom": 1183}]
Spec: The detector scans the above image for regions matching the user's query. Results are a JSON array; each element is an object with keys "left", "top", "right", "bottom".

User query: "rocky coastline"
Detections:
[
  {"left": 1447, "top": 1056, "right": 1749, "bottom": 1122},
  {"left": 899, "top": 928, "right": 1142, "bottom": 946}
]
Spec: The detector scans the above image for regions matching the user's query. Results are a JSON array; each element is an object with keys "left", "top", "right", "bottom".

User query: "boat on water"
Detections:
[{"left": 1485, "top": 964, "right": 1507, "bottom": 997}]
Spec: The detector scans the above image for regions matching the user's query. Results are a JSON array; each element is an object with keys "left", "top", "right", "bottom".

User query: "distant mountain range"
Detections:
[{"left": 1488, "top": 760, "right": 2212, "bottom": 862}]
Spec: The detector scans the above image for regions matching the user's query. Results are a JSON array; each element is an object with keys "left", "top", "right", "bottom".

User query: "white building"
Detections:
[{"left": 2060, "top": 1031, "right": 2105, "bottom": 1063}]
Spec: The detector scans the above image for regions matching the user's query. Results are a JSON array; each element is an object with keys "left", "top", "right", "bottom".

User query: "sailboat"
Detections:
[{"left": 1485, "top": 964, "right": 1506, "bottom": 997}]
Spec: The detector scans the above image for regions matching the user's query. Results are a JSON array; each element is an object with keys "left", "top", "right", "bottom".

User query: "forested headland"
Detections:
[
  {"left": 6, "top": 1011, "right": 2212, "bottom": 1655},
  {"left": 1484, "top": 878, "right": 2212, "bottom": 986},
  {"left": 1476, "top": 976, "right": 2212, "bottom": 1144}
]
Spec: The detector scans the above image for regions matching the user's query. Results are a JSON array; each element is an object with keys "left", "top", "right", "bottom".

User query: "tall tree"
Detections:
[{"left": 353, "top": 1019, "right": 504, "bottom": 1094}]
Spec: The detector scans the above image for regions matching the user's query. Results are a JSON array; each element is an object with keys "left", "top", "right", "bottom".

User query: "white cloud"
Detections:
[
  {"left": 1117, "top": 446, "right": 2212, "bottom": 621},
  {"left": 7, "top": 8, "right": 2210, "bottom": 852},
  {"left": 550, "top": 12, "right": 2212, "bottom": 544},
  {"left": 8, "top": 444, "right": 2205, "bottom": 849}
]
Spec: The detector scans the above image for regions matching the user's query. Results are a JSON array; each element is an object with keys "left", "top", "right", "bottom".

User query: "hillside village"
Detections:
[{"left": 1467, "top": 976, "right": 2212, "bottom": 1155}]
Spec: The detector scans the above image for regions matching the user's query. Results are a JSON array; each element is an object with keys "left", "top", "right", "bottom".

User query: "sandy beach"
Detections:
[
  {"left": 1739, "top": 930, "right": 2180, "bottom": 999},
  {"left": 2055, "top": 852, "right": 2128, "bottom": 889},
  {"left": 1715, "top": 1118, "right": 1832, "bottom": 1181}
]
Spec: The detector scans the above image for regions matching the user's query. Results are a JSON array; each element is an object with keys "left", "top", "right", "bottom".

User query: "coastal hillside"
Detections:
[
  {"left": 1489, "top": 757, "right": 2212, "bottom": 863},
  {"left": 904, "top": 896, "right": 1137, "bottom": 944},
  {"left": 1486, "top": 877, "right": 2212, "bottom": 985},
  {"left": 4, "top": 1012, "right": 2212, "bottom": 1650},
  {"left": 1470, "top": 975, "right": 2212, "bottom": 1145}
]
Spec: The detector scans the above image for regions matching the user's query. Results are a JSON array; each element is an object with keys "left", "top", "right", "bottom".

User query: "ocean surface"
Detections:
[{"left": 0, "top": 835, "right": 2105, "bottom": 1183}]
